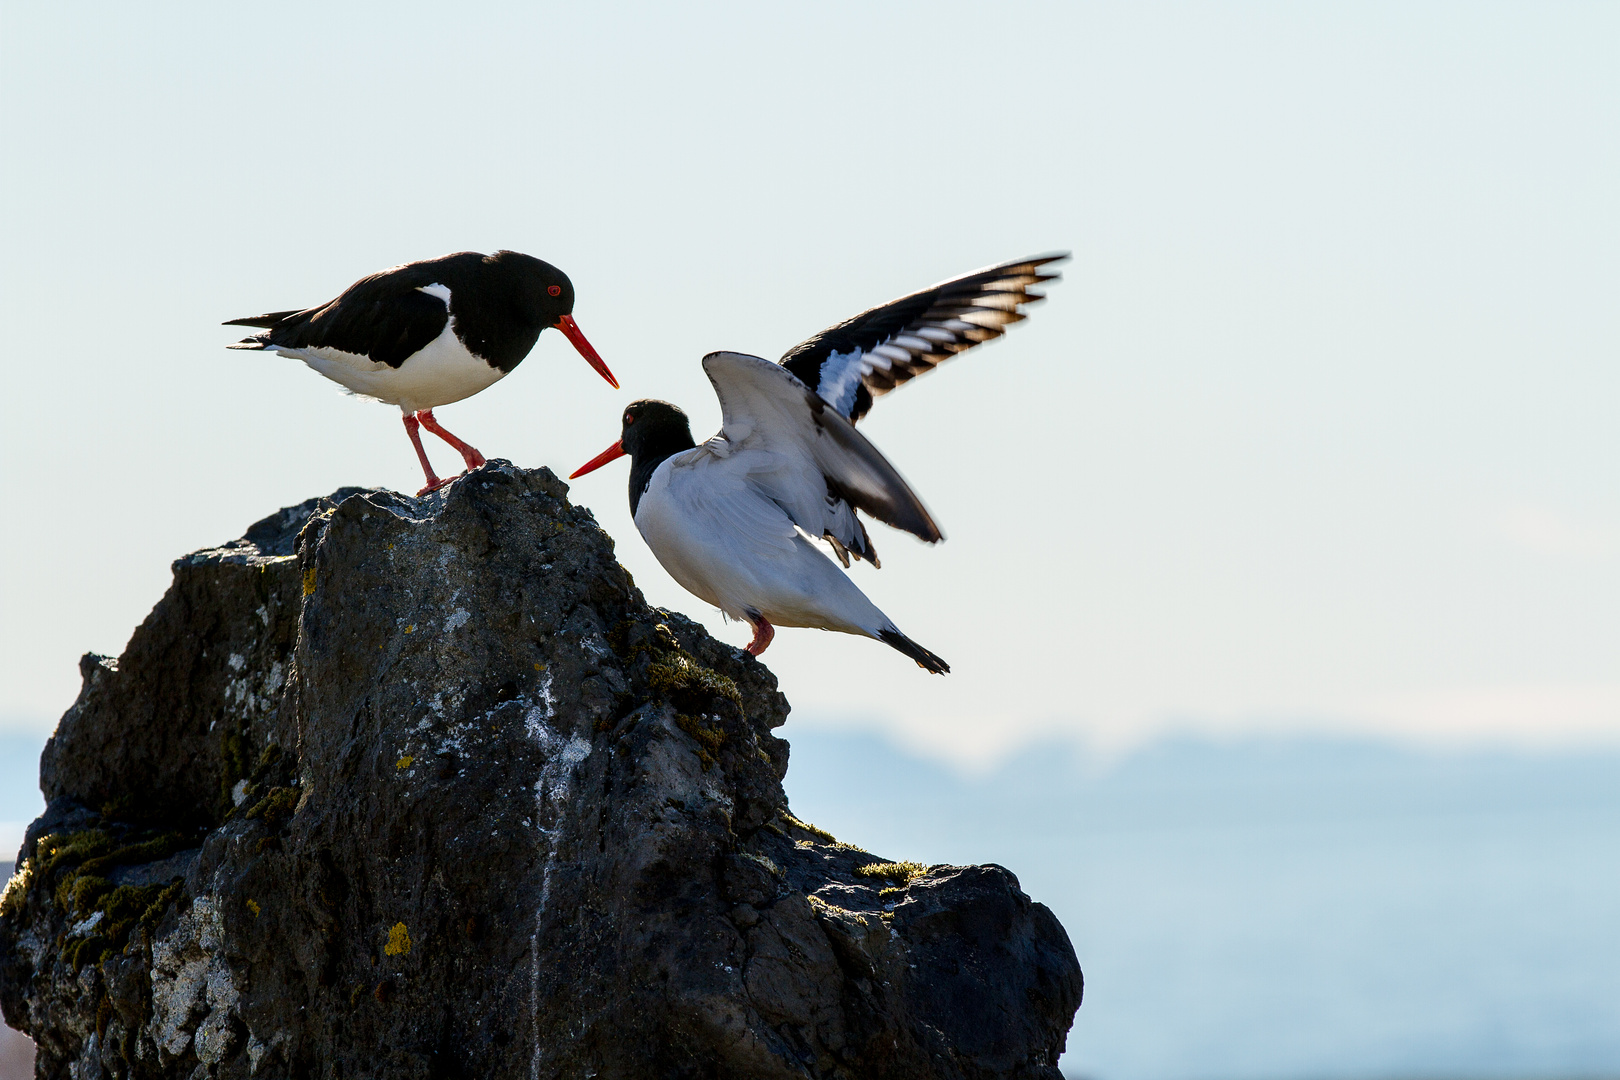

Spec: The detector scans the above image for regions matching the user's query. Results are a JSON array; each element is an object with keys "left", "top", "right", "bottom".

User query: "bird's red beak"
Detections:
[
  {"left": 569, "top": 439, "right": 626, "bottom": 479},
  {"left": 553, "top": 315, "right": 619, "bottom": 389}
]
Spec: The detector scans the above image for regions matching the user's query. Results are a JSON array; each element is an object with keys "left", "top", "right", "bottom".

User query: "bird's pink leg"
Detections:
[
  {"left": 417, "top": 410, "right": 486, "bottom": 471},
  {"left": 404, "top": 414, "right": 448, "bottom": 497},
  {"left": 745, "top": 617, "right": 775, "bottom": 657}
]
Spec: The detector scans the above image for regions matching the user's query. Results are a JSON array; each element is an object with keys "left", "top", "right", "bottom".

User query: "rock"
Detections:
[{"left": 0, "top": 463, "right": 1081, "bottom": 1079}]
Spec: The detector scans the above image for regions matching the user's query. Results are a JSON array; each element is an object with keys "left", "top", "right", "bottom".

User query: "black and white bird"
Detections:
[
  {"left": 226, "top": 250, "right": 618, "bottom": 495},
  {"left": 569, "top": 253, "right": 1066, "bottom": 672}
]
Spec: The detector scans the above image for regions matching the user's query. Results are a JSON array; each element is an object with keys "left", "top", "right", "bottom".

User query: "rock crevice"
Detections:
[{"left": 0, "top": 463, "right": 1081, "bottom": 1079}]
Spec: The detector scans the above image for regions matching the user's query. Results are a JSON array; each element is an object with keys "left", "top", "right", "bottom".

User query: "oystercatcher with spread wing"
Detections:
[
  {"left": 226, "top": 250, "right": 618, "bottom": 495},
  {"left": 570, "top": 254, "right": 1065, "bottom": 672}
]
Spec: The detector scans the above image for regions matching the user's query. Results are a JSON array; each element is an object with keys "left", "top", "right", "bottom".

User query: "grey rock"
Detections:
[{"left": 0, "top": 462, "right": 1081, "bottom": 1079}]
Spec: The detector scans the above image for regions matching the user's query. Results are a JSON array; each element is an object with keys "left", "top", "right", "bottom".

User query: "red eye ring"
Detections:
[
  {"left": 548, "top": 285, "right": 562, "bottom": 297},
  {"left": 624, "top": 413, "right": 635, "bottom": 425}
]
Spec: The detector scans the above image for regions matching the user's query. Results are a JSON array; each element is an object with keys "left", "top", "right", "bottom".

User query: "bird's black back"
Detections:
[{"left": 225, "top": 250, "right": 575, "bottom": 371}]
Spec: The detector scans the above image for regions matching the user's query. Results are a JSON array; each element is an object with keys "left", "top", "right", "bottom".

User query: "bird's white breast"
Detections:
[
  {"left": 278, "top": 290, "right": 505, "bottom": 413},
  {"left": 633, "top": 452, "right": 889, "bottom": 636}
]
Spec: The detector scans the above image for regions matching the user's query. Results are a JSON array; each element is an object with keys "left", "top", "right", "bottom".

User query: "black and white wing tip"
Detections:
[{"left": 780, "top": 252, "right": 1069, "bottom": 422}]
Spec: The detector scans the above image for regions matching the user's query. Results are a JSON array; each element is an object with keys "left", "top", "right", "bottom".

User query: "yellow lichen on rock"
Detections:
[
  {"left": 302, "top": 567, "right": 318, "bottom": 596},
  {"left": 385, "top": 921, "right": 412, "bottom": 956}
]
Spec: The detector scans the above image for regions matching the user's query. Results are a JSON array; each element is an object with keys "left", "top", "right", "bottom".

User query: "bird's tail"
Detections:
[
  {"left": 877, "top": 629, "right": 950, "bottom": 675},
  {"left": 223, "top": 310, "right": 301, "bottom": 329},
  {"left": 222, "top": 309, "right": 303, "bottom": 349}
]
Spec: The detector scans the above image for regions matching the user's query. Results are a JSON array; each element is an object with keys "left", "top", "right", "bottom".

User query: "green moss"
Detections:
[
  {"left": 854, "top": 861, "right": 927, "bottom": 884},
  {"left": 25, "top": 828, "right": 189, "bottom": 969},
  {"left": 244, "top": 785, "right": 301, "bottom": 830},
  {"left": 251, "top": 744, "right": 283, "bottom": 783},
  {"left": 0, "top": 861, "right": 31, "bottom": 919},
  {"left": 139, "top": 880, "right": 185, "bottom": 926},
  {"left": 806, "top": 893, "right": 858, "bottom": 919},
  {"left": 648, "top": 652, "right": 742, "bottom": 709},
  {"left": 220, "top": 728, "right": 249, "bottom": 812},
  {"left": 59, "top": 879, "right": 184, "bottom": 971},
  {"left": 100, "top": 884, "right": 146, "bottom": 923},
  {"left": 34, "top": 830, "right": 114, "bottom": 877},
  {"left": 782, "top": 812, "right": 836, "bottom": 844},
  {"left": 57, "top": 874, "right": 111, "bottom": 918},
  {"left": 609, "top": 618, "right": 675, "bottom": 662},
  {"left": 674, "top": 713, "right": 727, "bottom": 770},
  {"left": 77, "top": 833, "right": 183, "bottom": 880},
  {"left": 619, "top": 621, "right": 744, "bottom": 712},
  {"left": 99, "top": 793, "right": 136, "bottom": 820},
  {"left": 63, "top": 933, "right": 110, "bottom": 969},
  {"left": 737, "top": 852, "right": 782, "bottom": 878},
  {"left": 219, "top": 739, "right": 284, "bottom": 821}
]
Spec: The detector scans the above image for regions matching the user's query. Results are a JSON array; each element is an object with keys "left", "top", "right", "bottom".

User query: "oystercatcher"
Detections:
[
  {"left": 570, "top": 254, "right": 1065, "bottom": 672},
  {"left": 226, "top": 250, "right": 618, "bottom": 495}
]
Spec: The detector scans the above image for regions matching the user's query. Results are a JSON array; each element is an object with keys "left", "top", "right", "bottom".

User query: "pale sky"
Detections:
[{"left": 3, "top": 2, "right": 1616, "bottom": 767}]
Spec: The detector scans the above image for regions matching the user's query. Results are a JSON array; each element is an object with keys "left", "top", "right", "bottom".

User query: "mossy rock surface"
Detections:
[{"left": 0, "top": 464, "right": 1080, "bottom": 1079}]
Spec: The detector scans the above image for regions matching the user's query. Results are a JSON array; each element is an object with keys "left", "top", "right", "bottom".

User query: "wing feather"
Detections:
[
  {"left": 779, "top": 252, "right": 1067, "bottom": 422},
  {"left": 701, "top": 352, "right": 942, "bottom": 553}
]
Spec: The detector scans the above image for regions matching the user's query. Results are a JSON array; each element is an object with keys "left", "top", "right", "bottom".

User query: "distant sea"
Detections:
[
  {"left": 4, "top": 729, "right": 1618, "bottom": 1080},
  {"left": 0, "top": 733, "right": 46, "bottom": 866},
  {"left": 0, "top": 728, "right": 35, "bottom": 1076},
  {"left": 784, "top": 729, "right": 1620, "bottom": 1080}
]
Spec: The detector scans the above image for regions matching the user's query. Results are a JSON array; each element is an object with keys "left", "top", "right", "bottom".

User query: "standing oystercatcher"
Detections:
[
  {"left": 226, "top": 250, "right": 618, "bottom": 495},
  {"left": 569, "top": 253, "right": 1065, "bottom": 671}
]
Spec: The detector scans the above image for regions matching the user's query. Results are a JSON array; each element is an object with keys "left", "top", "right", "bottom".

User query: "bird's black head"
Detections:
[
  {"left": 618, "top": 400, "right": 694, "bottom": 463},
  {"left": 570, "top": 399, "right": 696, "bottom": 517},
  {"left": 487, "top": 250, "right": 617, "bottom": 388},
  {"left": 489, "top": 250, "right": 576, "bottom": 320}
]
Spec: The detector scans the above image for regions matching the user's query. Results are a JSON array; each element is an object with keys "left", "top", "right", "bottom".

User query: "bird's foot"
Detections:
[
  {"left": 415, "top": 476, "right": 452, "bottom": 497},
  {"left": 416, "top": 466, "right": 491, "bottom": 497},
  {"left": 744, "top": 617, "right": 775, "bottom": 656}
]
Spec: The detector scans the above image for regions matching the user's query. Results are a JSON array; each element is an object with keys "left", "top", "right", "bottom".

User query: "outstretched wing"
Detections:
[
  {"left": 780, "top": 253, "right": 1067, "bottom": 423},
  {"left": 701, "top": 351, "right": 942, "bottom": 563}
]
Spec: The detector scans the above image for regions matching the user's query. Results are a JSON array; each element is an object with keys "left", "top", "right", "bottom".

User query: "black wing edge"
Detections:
[
  {"left": 781, "top": 252, "right": 1070, "bottom": 422},
  {"left": 805, "top": 389, "right": 943, "bottom": 545}
]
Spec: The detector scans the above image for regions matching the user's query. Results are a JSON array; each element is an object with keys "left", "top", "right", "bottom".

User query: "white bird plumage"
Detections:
[
  {"left": 571, "top": 252, "right": 1066, "bottom": 671},
  {"left": 637, "top": 352, "right": 933, "bottom": 643}
]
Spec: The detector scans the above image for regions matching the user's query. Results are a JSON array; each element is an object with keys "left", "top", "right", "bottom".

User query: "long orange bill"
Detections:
[
  {"left": 553, "top": 315, "right": 619, "bottom": 389},
  {"left": 569, "top": 439, "right": 626, "bottom": 479}
]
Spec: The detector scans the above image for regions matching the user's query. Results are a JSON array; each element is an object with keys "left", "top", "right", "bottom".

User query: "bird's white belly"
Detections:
[
  {"left": 280, "top": 319, "right": 505, "bottom": 413},
  {"left": 634, "top": 465, "right": 889, "bottom": 637}
]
